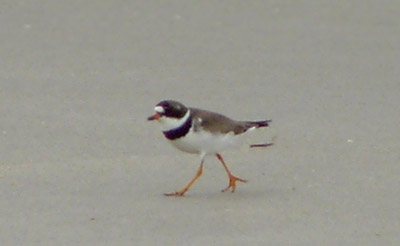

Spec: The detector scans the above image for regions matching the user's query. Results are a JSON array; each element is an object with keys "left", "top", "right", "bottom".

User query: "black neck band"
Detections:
[{"left": 163, "top": 116, "right": 192, "bottom": 140}]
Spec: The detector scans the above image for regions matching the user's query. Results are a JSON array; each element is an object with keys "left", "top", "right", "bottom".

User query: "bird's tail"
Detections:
[{"left": 245, "top": 120, "right": 271, "bottom": 128}]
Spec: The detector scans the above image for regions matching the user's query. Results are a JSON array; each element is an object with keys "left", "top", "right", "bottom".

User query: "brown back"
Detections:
[{"left": 190, "top": 108, "right": 249, "bottom": 135}]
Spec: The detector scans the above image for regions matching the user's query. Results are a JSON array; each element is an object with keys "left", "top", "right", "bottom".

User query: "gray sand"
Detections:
[{"left": 1, "top": 1, "right": 399, "bottom": 245}]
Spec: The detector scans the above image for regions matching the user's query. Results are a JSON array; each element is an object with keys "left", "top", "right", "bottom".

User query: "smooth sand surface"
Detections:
[{"left": 1, "top": 1, "right": 399, "bottom": 245}]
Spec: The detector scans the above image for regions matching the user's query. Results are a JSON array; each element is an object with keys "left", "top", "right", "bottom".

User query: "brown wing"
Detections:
[{"left": 190, "top": 108, "right": 248, "bottom": 135}]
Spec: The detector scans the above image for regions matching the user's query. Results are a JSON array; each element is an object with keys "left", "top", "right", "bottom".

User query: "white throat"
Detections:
[{"left": 158, "top": 109, "right": 191, "bottom": 131}]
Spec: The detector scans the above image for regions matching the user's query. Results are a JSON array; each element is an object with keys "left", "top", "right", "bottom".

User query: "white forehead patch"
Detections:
[{"left": 154, "top": 106, "right": 165, "bottom": 113}]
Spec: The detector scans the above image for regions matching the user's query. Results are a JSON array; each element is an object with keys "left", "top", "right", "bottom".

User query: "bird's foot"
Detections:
[
  {"left": 164, "top": 188, "right": 187, "bottom": 197},
  {"left": 221, "top": 175, "right": 247, "bottom": 193}
]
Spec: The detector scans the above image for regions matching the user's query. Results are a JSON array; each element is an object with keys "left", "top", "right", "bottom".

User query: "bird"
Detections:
[{"left": 147, "top": 100, "right": 272, "bottom": 196}]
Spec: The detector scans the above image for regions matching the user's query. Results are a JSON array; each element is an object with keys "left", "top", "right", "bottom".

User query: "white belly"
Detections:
[{"left": 169, "top": 128, "right": 246, "bottom": 155}]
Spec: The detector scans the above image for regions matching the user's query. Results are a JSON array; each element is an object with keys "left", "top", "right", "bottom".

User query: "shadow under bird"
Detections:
[{"left": 148, "top": 100, "right": 272, "bottom": 196}]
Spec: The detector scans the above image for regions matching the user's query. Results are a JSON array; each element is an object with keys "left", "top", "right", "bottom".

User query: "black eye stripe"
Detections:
[{"left": 155, "top": 100, "right": 188, "bottom": 118}]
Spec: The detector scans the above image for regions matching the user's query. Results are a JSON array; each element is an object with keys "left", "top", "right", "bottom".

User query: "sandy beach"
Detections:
[{"left": 1, "top": 1, "right": 399, "bottom": 245}]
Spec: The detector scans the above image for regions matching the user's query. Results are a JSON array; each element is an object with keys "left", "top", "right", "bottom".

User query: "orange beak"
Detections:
[{"left": 147, "top": 112, "right": 161, "bottom": 121}]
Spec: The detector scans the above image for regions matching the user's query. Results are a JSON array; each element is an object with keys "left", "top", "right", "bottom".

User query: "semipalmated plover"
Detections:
[{"left": 148, "top": 100, "right": 271, "bottom": 196}]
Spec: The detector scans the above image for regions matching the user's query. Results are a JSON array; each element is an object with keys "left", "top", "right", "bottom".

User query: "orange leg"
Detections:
[
  {"left": 216, "top": 154, "right": 247, "bottom": 192},
  {"left": 164, "top": 162, "right": 203, "bottom": 197}
]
